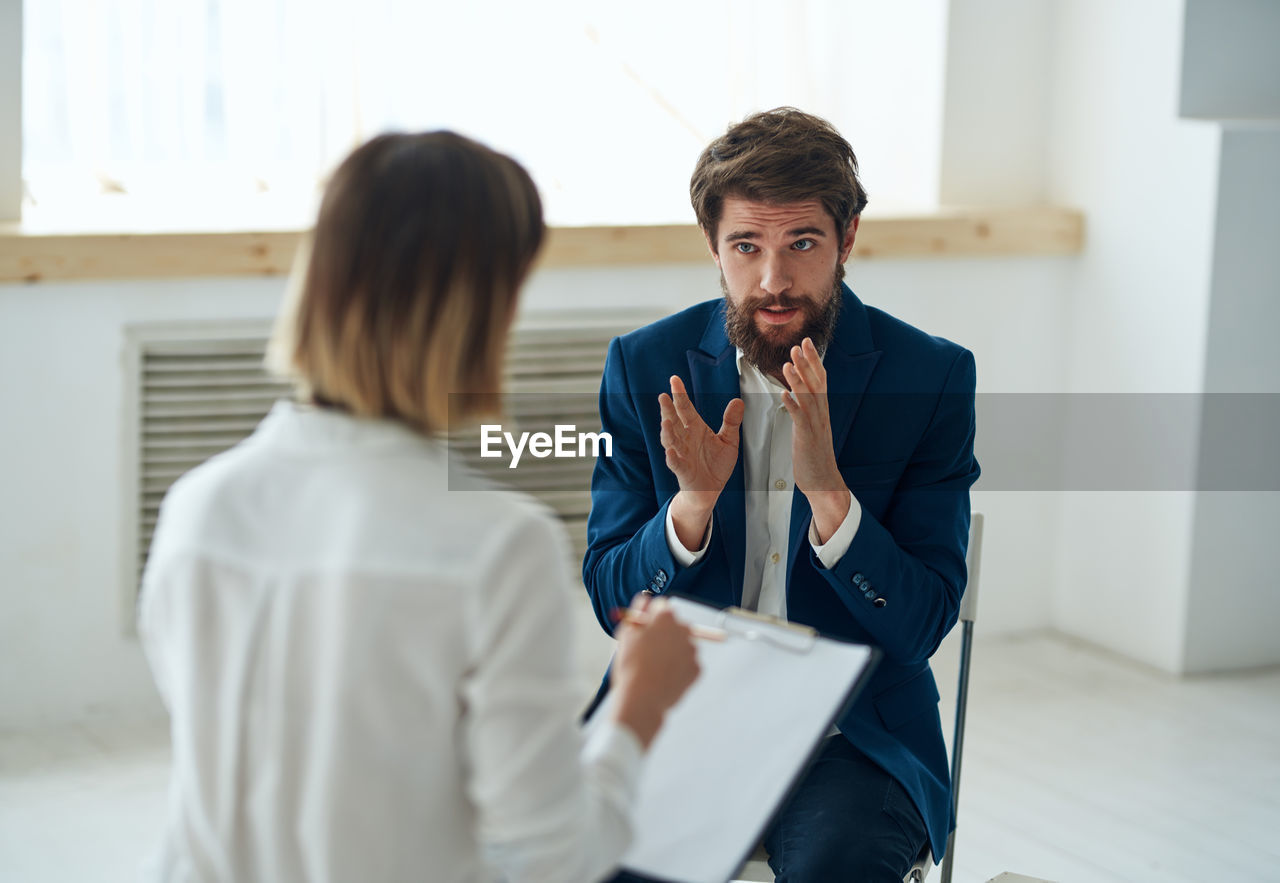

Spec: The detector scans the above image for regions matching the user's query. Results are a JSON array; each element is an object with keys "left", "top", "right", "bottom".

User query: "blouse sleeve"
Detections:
[{"left": 459, "top": 504, "right": 644, "bottom": 883}]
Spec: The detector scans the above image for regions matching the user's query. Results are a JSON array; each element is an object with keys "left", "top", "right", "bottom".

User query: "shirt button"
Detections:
[
  {"left": 770, "top": 552, "right": 781, "bottom": 564},
  {"left": 774, "top": 479, "right": 787, "bottom": 491}
]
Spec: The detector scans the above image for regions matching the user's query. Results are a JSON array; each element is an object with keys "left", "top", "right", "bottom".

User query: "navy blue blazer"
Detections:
[{"left": 582, "top": 284, "right": 979, "bottom": 862}]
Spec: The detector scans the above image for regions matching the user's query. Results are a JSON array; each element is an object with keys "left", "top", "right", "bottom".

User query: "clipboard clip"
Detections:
[{"left": 717, "top": 606, "right": 818, "bottom": 654}]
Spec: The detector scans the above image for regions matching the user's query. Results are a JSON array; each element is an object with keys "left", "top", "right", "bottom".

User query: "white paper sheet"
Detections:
[{"left": 590, "top": 596, "right": 877, "bottom": 883}]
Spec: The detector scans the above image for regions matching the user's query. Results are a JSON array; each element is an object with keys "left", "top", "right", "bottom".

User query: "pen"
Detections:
[{"left": 613, "top": 609, "right": 727, "bottom": 642}]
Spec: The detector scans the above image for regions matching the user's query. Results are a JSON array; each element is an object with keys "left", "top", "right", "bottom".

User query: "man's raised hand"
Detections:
[
  {"left": 781, "top": 337, "right": 851, "bottom": 543},
  {"left": 658, "top": 375, "right": 744, "bottom": 550}
]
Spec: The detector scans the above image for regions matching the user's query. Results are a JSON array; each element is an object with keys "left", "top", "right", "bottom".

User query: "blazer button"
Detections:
[
  {"left": 852, "top": 573, "right": 865, "bottom": 585},
  {"left": 874, "top": 597, "right": 887, "bottom": 608},
  {"left": 656, "top": 569, "right": 668, "bottom": 584}
]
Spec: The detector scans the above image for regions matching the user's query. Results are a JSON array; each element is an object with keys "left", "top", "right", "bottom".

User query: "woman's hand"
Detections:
[{"left": 609, "top": 594, "right": 701, "bottom": 749}]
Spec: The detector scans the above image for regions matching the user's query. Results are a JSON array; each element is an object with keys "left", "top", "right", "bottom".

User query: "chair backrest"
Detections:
[
  {"left": 911, "top": 511, "right": 986, "bottom": 883},
  {"left": 959, "top": 513, "right": 985, "bottom": 624},
  {"left": 936, "top": 511, "right": 984, "bottom": 883}
]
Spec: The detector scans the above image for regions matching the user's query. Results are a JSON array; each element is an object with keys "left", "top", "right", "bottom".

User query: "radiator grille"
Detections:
[
  {"left": 134, "top": 337, "right": 293, "bottom": 587},
  {"left": 127, "top": 312, "right": 656, "bottom": 602}
]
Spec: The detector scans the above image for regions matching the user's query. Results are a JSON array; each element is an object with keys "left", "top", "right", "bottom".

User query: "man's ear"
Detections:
[{"left": 839, "top": 216, "right": 859, "bottom": 264}]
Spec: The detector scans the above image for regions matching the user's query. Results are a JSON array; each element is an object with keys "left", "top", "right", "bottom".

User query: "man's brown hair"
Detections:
[
  {"left": 689, "top": 107, "right": 868, "bottom": 246},
  {"left": 269, "top": 131, "right": 544, "bottom": 434}
]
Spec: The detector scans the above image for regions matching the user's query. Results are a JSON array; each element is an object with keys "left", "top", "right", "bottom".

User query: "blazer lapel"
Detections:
[
  {"left": 787, "top": 285, "right": 882, "bottom": 580},
  {"left": 687, "top": 306, "right": 746, "bottom": 606}
]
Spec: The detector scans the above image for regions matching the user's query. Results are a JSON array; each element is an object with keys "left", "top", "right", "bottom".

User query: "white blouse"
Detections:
[{"left": 139, "top": 401, "right": 642, "bottom": 883}]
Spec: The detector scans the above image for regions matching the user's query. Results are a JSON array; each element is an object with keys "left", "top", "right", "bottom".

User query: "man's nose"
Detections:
[{"left": 759, "top": 253, "right": 791, "bottom": 295}]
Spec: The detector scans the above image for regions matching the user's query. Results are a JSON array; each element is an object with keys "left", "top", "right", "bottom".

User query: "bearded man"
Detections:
[{"left": 583, "top": 107, "right": 980, "bottom": 883}]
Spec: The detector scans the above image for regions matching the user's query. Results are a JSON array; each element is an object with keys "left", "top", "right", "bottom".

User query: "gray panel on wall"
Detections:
[
  {"left": 1181, "top": 0, "right": 1280, "bottom": 119},
  {"left": 1185, "top": 126, "right": 1280, "bottom": 673},
  {"left": 0, "top": 0, "right": 21, "bottom": 221}
]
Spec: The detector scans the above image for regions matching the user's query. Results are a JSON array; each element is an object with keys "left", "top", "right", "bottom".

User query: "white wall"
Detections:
[
  {"left": 9, "top": 0, "right": 1277, "bottom": 727},
  {"left": 851, "top": 255, "right": 1073, "bottom": 634},
  {"left": 939, "top": 0, "right": 1052, "bottom": 206},
  {"left": 1044, "top": 0, "right": 1221, "bottom": 673},
  {"left": 0, "top": 278, "right": 284, "bottom": 727},
  {"left": 0, "top": 252, "right": 1071, "bottom": 728}
]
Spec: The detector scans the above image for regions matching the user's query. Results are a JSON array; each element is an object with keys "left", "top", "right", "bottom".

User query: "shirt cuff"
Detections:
[
  {"left": 809, "top": 491, "right": 861, "bottom": 569},
  {"left": 583, "top": 716, "right": 647, "bottom": 787},
  {"left": 665, "top": 503, "right": 712, "bottom": 567}
]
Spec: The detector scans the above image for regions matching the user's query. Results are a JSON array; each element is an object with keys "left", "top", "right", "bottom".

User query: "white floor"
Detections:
[
  {"left": 931, "top": 631, "right": 1280, "bottom": 883},
  {"left": 2, "top": 629, "right": 1278, "bottom": 883}
]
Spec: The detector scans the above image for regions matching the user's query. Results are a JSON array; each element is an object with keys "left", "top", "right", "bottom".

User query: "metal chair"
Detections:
[
  {"left": 907, "top": 511, "right": 984, "bottom": 883},
  {"left": 734, "top": 513, "right": 985, "bottom": 883}
]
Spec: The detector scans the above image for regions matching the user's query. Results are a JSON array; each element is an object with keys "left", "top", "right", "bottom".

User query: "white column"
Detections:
[
  {"left": 1180, "top": 0, "right": 1280, "bottom": 672},
  {"left": 1044, "top": 0, "right": 1220, "bottom": 673}
]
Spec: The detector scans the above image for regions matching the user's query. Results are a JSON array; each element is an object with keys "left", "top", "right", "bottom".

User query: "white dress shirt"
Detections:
[
  {"left": 665, "top": 350, "right": 860, "bottom": 620},
  {"left": 139, "top": 401, "right": 643, "bottom": 883}
]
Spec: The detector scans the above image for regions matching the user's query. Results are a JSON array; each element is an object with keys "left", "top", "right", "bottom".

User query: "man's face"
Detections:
[{"left": 709, "top": 196, "right": 858, "bottom": 380}]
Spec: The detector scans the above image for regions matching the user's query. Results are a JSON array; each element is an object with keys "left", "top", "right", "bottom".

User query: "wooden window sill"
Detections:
[{"left": 0, "top": 206, "right": 1082, "bottom": 284}]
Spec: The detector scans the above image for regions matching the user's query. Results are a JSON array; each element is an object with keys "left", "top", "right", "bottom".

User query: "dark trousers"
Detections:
[
  {"left": 606, "top": 735, "right": 928, "bottom": 883},
  {"left": 762, "top": 735, "right": 928, "bottom": 882}
]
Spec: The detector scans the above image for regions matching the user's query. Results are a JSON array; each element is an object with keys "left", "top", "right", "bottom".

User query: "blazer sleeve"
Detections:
[
  {"left": 812, "top": 348, "right": 980, "bottom": 666},
  {"left": 582, "top": 338, "right": 699, "bottom": 635}
]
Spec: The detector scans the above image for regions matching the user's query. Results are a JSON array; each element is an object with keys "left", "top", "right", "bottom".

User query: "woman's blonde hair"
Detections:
[{"left": 268, "top": 131, "right": 544, "bottom": 433}]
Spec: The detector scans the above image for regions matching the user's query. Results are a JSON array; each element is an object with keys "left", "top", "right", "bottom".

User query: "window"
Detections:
[{"left": 23, "top": 0, "right": 948, "bottom": 226}]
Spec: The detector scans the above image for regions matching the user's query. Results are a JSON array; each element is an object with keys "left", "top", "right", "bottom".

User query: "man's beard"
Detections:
[{"left": 723, "top": 265, "right": 844, "bottom": 379}]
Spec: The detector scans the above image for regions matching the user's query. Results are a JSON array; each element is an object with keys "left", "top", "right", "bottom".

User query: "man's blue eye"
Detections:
[
  {"left": 735, "top": 242, "right": 756, "bottom": 254},
  {"left": 793, "top": 239, "right": 815, "bottom": 251}
]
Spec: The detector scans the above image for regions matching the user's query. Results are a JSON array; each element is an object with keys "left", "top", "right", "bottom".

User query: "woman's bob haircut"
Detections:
[{"left": 269, "top": 131, "right": 544, "bottom": 434}]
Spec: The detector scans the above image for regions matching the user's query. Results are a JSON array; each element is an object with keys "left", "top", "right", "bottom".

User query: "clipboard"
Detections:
[{"left": 586, "top": 594, "right": 880, "bottom": 883}]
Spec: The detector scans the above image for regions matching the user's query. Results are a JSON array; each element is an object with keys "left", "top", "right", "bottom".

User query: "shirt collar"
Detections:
[
  {"left": 735, "top": 349, "right": 786, "bottom": 396},
  {"left": 251, "top": 399, "right": 438, "bottom": 454},
  {"left": 734, "top": 344, "right": 829, "bottom": 394}
]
